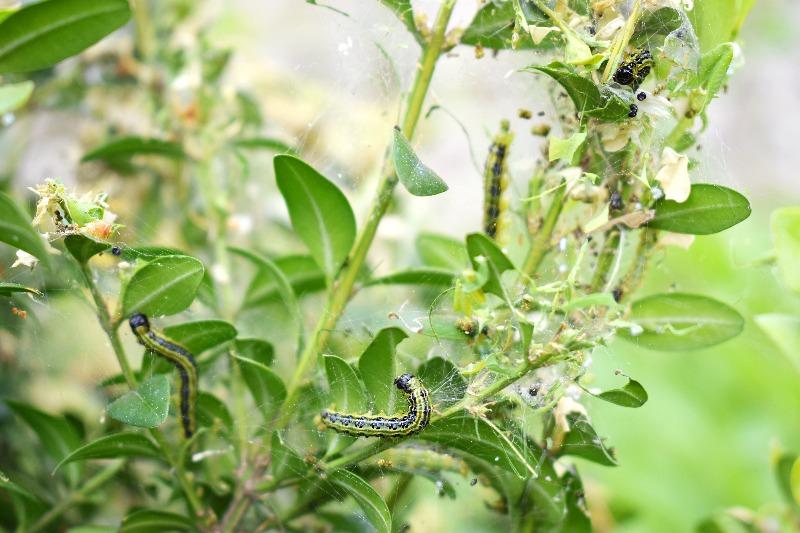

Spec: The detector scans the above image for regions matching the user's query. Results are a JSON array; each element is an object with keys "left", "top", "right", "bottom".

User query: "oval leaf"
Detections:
[
  {"left": 558, "top": 413, "right": 618, "bottom": 466},
  {"left": 466, "top": 232, "right": 514, "bottom": 298},
  {"left": 234, "top": 338, "right": 274, "bottom": 367},
  {"left": 0, "top": 80, "right": 34, "bottom": 114},
  {"left": 122, "top": 255, "right": 204, "bottom": 316},
  {"left": 273, "top": 155, "right": 356, "bottom": 278},
  {"left": 0, "top": 192, "right": 50, "bottom": 265},
  {"left": 0, "top": 0, "right": 131, "bottom": 73},
  {"left": 196, "top": 391, "right": 233, "bottom": 434},
  {"left": 328, "top": 469, "right": 392, "bottom": 533},
  {"left": 324, "top": 354, "right": 368, "bottom": 455},
  {"left": 392, "top": 127, "right": 448, "bottom": 196},
  {"left": 236, "top": 356, "right": 287, "bottom": 422},
  {"left": 242, "top": 254, "right": 324, "bottom": 309},
  {"left": 107, "top": 375, "right": 170, "bottom": 429},
  {"left": 461, "top": 0, "right": 552, "bottom": 50},
  {"left": 648, "top": 184, "right": 751, "bottom": 235},
  {"left": 54, "top": 433, "right": 161, "bottom": 471},
  {"left": 771, "top": 207, "right": 800, "bottom": 292},
  {"left": 0, "top": 282, "right": 41, "bottom": 297},
  {"left": 358, "top": 327, "right": 407, "bottom": 414},
  {"left": 120, "top": 509, "right": 193, "bottom": 533},
  {"left": 82, "top": 136, "right": 185, "bottom": 163},
  {"left": 619, "top": 293, "right": 744, "bottom": 351},
  {"left": 162, "top": 320, "right": 237, "bottom": 354},
  {"left": 594, "top": 377, "right": 648, "bottom": 408},
  {"left": 416, "top": 233, "right": 468, "bottom": 271},
  {"left": 64, "top": 234, "right": 110, "bottom": 263}
]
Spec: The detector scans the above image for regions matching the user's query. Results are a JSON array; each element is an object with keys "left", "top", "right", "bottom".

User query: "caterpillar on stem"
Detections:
[
  {"left": 321, "top": 374, "right": 431, "bottom": 438},
  {"left": 483, "top": 120, "right": 514, "bottom": 241},
  {"left": 129, "top": 313, "right": 198, "bottom": 438}
]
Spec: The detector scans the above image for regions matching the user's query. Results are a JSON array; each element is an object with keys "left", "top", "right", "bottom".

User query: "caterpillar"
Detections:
[
  {"left": 129, "top": 313, "right": 197, "bottom": 438},
  {"left": 613, "top": 49, "right": 653, "bottom": 91},
  {"left": 483, "top": 120, "right": 514, "bottom": 240},
  {"left": 320, "top": 374, "right": 431, "bottom": 438}
]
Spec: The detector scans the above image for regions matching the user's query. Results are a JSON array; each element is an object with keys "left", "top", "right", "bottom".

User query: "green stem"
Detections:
[
  {"left": 590, "top": 228, "right": 621, "bottom": 292},
  {"left": 521, "top": 180, "right": 567, "bottom": 278},
  {"left": 277, "top": 0, "right": 458, "bottom": 429},
  {"left": 601, "top": 0, "right": 642, "bottom": 83},
  {"left": 132, "top": 0, "right": 156, "bottom": 62},
  {"left": 665, "top": 115, "right": 694, "bottom": 149},
  {"left": 27, "top": 461, "right": 124, "bottom": 533}
]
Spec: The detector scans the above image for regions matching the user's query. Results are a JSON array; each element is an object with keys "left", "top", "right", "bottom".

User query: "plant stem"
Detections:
[
  {"left": 601, "top": 0, "right": 642, "bottom": 83},
  {"left": 664, "top": 115, "right": 694, "bottom": 149},
  {"left": 278, "top": 0, "right": 458, "bottom": 429},
  {"left": 590, "top": 227, "right": 621, "bottom": 292},
  {"left": 386, "top": 472, "right": 414, "bottom": 515},
  {"left": 521, "top": 181, "right": 567, "bottom": 278},
  {"left": 27, "top": 461, "right": 124, "bottom": 533}
]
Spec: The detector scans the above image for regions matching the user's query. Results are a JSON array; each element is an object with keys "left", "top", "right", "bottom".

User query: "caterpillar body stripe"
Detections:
[
  {"left": 129, "top": 313, "right": 197, "bottom": 438},
  {"left": 321, "top": 374, "right": 431, "bottom": 438},
  {"left": 483, "top": 120, "right": 513, "bottom": 240}
]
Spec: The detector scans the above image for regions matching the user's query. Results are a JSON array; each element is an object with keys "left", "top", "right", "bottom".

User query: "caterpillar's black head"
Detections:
[
  {"left": 394, "top": 373, "right": 415, "bottom": 393},
  {"left": 129, "top": 313, "right": 150, "bottom": 333},
  {"left": 613, "top": 66, "right": 634, "bottom": 86}
]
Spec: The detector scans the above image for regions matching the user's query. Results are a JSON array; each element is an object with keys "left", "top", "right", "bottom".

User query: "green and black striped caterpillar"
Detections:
[
  {"left": 129, "top": 313, "right": 197, "bottom": 438},
  {"left": 320, "top": 374, "right": 431, "bottom": 437},
  {"left": 483, "top": 120, "right": 514, "bottom": 240},
  {"left": 613, "top": 49, "right": 653, "bottom": 91}
]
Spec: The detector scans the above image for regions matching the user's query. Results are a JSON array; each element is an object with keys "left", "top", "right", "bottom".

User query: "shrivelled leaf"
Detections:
[
  {"left": 119, "top": 509, "right": 194, "bottom": 532},
  {"left": 121, "top": 255, "right": 204, "bottom": 316},
  {"left": 107, "top": 375, "right": 170, "bottom": 429},
  {"left": 619, "top": 292, "right": 744, "bottom": 351},
  {"left": 558, "top": 413, "right": 618, "bottom": 466},
  {"left": 271, "top": 432, "right": 307, "bottom": 481},
  {"left": 236, "top": 356, "right": 286, "bottom": 422},
  {"left": 274, "top": 155, "right": 356, "bottom": 278},
  {"left": 0, "top": 80, "right": 34, "bottom": 114},
  {"left": 162, "top": 320, "right": 237, "bottom": 354},
  {"left": 648, "top": 184, "right": 751, "bottom": 235},
  {"left": 416, "top": 233, "right": 468, "bottom": 271},
  {"left": 327, "top": 469, "right": 392, "bottom": 533},
  {"left": 235, "top": 338, "right": 274, "bottom": 367},
  {"left": 771, "top": 207, "right": 800, "bottom": 292},
  {"left": 0, "top": 192, "right": 50, "bottom": 265},
  {"left": 6, "top": 401, "right": 81, "bottom": 484},
  {"left": 324, "top": 354, "right": 368, "bottom": 455},
  {"left": 419, "top": 413, "right": 538, "bottom": 478},
  {"left": 594, "top": 377, "right": 648, "bottom": 408},
  {"left": 358, "top": 327, "right": 407, "bottom": 414},
  {"left": 0, "top": 0, "right": 131, "bottom": 73},
  {"left": 54, "top": 433, "right": 161, "bottom": 471},
  {"left": 466, "top": 233, "right": 514, "bottom": 298},
  {"left": 416, "top": 357, "right": 466, "bottom": 408},
  {"left": 366, "top": 268, "right": 456, "bottom": 287},
  {"left": 64, "top": 234, "right": 110, "bottom": 263},
  {"left": 392, "top": 127, "right": 448, "bottom": 197},
  {"left": 0, "top": 282, "right": 41, "bottom": 297},
  {"left": 82, "top": 137, "right": 185, "bottom": 163}
]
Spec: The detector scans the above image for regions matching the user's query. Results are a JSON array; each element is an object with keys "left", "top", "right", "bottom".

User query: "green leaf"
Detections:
[
  {"left": 0, "top": 282, "right": 41, "bottom": 297},
  {"left": 365, "top": 268, "right": 456, "bottom": 287},
  {"left": 236, "top": 356, "right": 287, "bottom": 422},
  {"left": 558, "top": 413, "right": 617, "bottom": 466},
  {"left": 771, "top": 207, "right": 800, "bottom": 292},
  {"left": 688, "top": 0, "right": 754, "bottom": 52},
  {"left": 461, "top": 0, "right": 553, "bottom": 50},
  {"left": 648, "top": 184, "right": 751, "bottom": 235},
  {"left": 593, "top": 376, "right": 648, "bottom": 408},
  {"left": 82, "top": 137, "right": 185, "bottom": 163},
  {"left": 548, "top": 132, "right": 587, "bottom": 163},
  {"left": 754, "top": 314, "right": 800, "bottom": 370},
  {"left": 274, "top": 155, "right": 356, "bottom": 278},
  {"left": 241, "top": 253, "right": 323, "bottom": 309},
  {"left": 0, "top": 191, "right": 50, "bottom": 265},
  {"left": 162, "top": 320, "right": 237, "bottom": 354},
  {"left": 107, "top": 375, "right": 170, "bottom": 429},
  {"left": 358, "top": 327, "right": 407, "bottom": 414},
  {"left": 526, "top": 63, "right": 602, "bottom": 113},
  {"left": 64, "top": 234, "right": 110, "bottom": 263},
  {"left": 419, "top": 413, "right": 538, "bottom": 478},
  {"left": 377, "top": 0, "right": 422, "bottom": 45},
  {"left": 54, "top": 433, "right": 161, "bottom": 471},
  {"left": 416, "top": 233, "right": 468, "bottom": 271},
  {"left": 119, "top": 509, "right": 194, "bottom": 533},
  {"left": 619, "top": 293, "right": 744, "bottom": 351},
  {"left": 271, "top": 432, "right": 307, "bottom": 481},
  {"left": 416, "top": 356, "right": 466, "bottom": 409},
  {"left": 324, "top": 354, "right": 369, "bottom": 455},
  {"left": 328, "top": 469, "right": 392, "bottom": 533},
  {"left": 774, "top": 452, "right": 800, "bottom": 510},
  {"left": 235, "top": 338, "right": 274, "bottom": 367},
  {"left": 632, "top": 7, "right": 682, "bottom": 46},
  {"left": 466, "top": 233, "right": 514, "bottom": 298},
  {"left": 0, "top": 80, "right": 34, "bottom": 114},
  {"left": 233, "top": 137, "right": 296, "bottom": 154},
  {"left": 392, "top": 127, "right": 448, "bottom": 197},
  {"left": 6, "top": 400, "right": 81, "bottom": 484},
  {"left": 693, "top": 43, "right": 734, "bottom": 114},
  {"left": 121, "top": 255, "right": 205, "bottom": 316},
  {"left": 0, "top": 0, "right": 131, "bottom": 73},
  {"left": 196, "top": 391, "right": 233, "bottom": 433}
]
